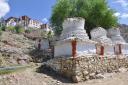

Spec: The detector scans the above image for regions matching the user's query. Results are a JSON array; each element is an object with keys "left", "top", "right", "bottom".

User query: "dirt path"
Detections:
[{"left": 0, "top": 67, "right": 128, "bottom": 85}]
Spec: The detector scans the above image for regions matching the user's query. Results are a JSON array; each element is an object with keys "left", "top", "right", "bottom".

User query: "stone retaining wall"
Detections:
[{"left": 45, "top": 55, "right": 128, "bottom": 82}]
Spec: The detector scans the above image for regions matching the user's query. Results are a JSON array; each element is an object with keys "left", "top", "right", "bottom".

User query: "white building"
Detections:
[
  {"left": 19, "top": 16, "right": 42, "bottom": 29},
  {"left": 6, "top": 16, "right": 43, "bottom": 30},
  {"left": 6, "top": 17, "right": 18, "bottom": 27},
  {"left": 41, "top": 24, "right": 51, "bottom": 32},
  {"left": 35, "top": 38, "right": 49, "bottom": 50},
  {"left": 28, "top": 19, "right": 42, "bottom": 29}
]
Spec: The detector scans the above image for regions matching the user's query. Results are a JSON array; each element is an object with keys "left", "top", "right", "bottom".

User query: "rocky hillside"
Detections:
[
  {"left": 119, "top": 24, "right": 128, "bottom": 42},
  {"left": 0, "top": 32, "right": 35, "bottom": 66}
]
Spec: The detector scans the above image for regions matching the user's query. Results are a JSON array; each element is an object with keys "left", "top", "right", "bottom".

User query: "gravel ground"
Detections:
[{"left": 0, "top": 67, "right": 128, "bottom": 85}]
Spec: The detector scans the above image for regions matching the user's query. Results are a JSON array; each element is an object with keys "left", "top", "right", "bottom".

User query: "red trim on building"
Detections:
[
  {"left": 100, "top": 46, "right": 104, "bottom": 63},
  {"left": 100, "top": 46, "right": 104, "bottom": 55},
  {"left": 119, "top": 44, "right": 122, "bottom": 54},
  {"left": 71, "top": 40, "right": 77, "bottom": 58}
]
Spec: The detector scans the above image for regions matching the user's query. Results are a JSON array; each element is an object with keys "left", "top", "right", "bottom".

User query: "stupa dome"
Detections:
[
  {"left": 60, "top": 17, "right": 89, "bottom": 40},
  {"left": 91, "top": 27, "right": 113, "bottom": 44},
  {"left": 108, "top": 28, "right": 126, "bottom": 44}
]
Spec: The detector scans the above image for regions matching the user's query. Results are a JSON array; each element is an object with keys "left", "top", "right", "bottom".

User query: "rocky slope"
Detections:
[{"left": 0, "top": 32, "right": 35, "bottom": 66}]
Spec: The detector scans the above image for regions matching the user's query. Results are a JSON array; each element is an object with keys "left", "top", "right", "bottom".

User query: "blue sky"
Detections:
[
  {"left": 0, "top": 0, "right": 128, "bottom": 24},
  {"left": 5, "top": 0, "right": 56, "bottom": 23},
  {"left": 108, "top": 0, "right": 128, "bottom": 25}
]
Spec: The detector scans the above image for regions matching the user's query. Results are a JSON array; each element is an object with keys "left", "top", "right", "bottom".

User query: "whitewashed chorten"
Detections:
[
  {"left": 90, "top": 27, "right": 114, "bottom": 55},
  {"left": 54, "top": 17, "right": 96, "bottom": 57},
  {"left": 108, "top": 28, "right": 128, "bottom": 55}
]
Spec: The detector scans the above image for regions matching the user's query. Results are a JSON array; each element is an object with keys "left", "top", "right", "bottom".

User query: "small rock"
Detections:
[
  {"left": 95, "top": 74, "right": 104, "bottom": 79},
  {"left": 56, "top": 81, "right": 60, "bottom": 85},
  {"left": 72, "top": 76, "right": 81, "bottom": 83},
  {"left": 83, "top": 71, "right": 89, "bottom": 76},
  {"left": 44, "top": 75, "right": 48, "bottom": 78},
  {"left": 89, "top": 73, "right": 96, "bottom": 79},
  {"left": 42, "top": 82, "right": 47, "bottom": 85},
  {"left": 119, "top": 67, "right": 127, "bottom": 73},
  {"left": 85, "top": 76, "right": 89, "bottom": 80}
]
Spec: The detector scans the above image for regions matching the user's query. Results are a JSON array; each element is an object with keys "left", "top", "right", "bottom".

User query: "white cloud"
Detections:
[
  {"left": 114, "top": 0, "right": 128, "bottom": 7},
  {"left": 0, "top": 0, "right": 10, "bottom": 18},
  {"left": 121, "top": 13, "right": 128, "bottom": 18},
  {"left": 42, "top": 18, "right": 48, "bottom": 23},
  {"left": 114, "top": 12, "right": 128, "bottom": 18},
  {"left": 114, "top": 12, "right": 121, "bottom": 17}
]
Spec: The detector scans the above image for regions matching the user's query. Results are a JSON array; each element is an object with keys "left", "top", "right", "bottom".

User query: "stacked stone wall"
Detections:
[{"left": 45, "top": 55, "right": 128, "bottom": 82}]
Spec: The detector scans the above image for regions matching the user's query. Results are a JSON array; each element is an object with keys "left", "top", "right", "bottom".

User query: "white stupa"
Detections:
[
  {"left": 108, "top": 28, "right": 128, "bottom": 55},
  {"left": 107, "top": 28, "right": 126, "bottom": 44},
  {"left": 90, "top": 27, "right": 114, "bottom": 55},
  {"left": 54, "top": 17, "right": 96, "bottom": 57},
  {"left": 91, "top": 27, "right": 113, "bottom": 45},
  {"left": 60, "top": 17, "right": 89, "bottom": 40}
]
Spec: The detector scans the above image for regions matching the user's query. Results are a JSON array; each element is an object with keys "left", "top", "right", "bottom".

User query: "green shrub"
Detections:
[
  {"left": 25, "top": 28, "right": 33, "bottom": 33},
  {"left": 0, "top": 25, "right": 6, "bottom": 31},
  {"left": 7, "top": 26, "right": 15, "bottom": 32},
  {"left": 0, "top": 29, "right": 2, "bottom": 36},
  {"left": 15, "top": 25, "right": 25, "bottom": 33}
]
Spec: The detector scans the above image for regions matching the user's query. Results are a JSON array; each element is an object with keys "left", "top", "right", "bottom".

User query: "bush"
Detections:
[
  {"left": 0, "top": 29, "right": 2, "bottom": 36},
  {"left": 7, "top": 26, "right": 15, "bottom": 32},
  {"left": 0, "top": 25, "right": 6, "bottom": 31},
  {"left": 15, "top": 25, "right": 25, "bottom": 33},
  {"left": 25, "top": 28, "right": 33, "bottom": 33}
]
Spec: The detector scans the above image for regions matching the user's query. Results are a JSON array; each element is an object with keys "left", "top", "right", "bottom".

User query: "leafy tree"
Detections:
[
  {"left": 50, "top": 0, "right": 74, "bottom": 35},
  {"left": 50, "top": 0, "right": 118, "bottom": 36}
]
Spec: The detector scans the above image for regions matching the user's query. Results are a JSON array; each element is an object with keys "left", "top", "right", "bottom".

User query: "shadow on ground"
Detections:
[
  {"left": 36, "top": 64, "right": 73, "bottom": 83},
  {"left": 29, "top": 49, "right": 52, "bottom": 63}
]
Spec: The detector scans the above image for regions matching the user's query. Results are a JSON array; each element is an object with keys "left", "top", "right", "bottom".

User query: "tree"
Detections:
[
  {"left": 50, "top": 0, "right": 118, "bottom": 36},
  {"left": 50, "top": 0, "right": 74, "bottom": 35}
]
